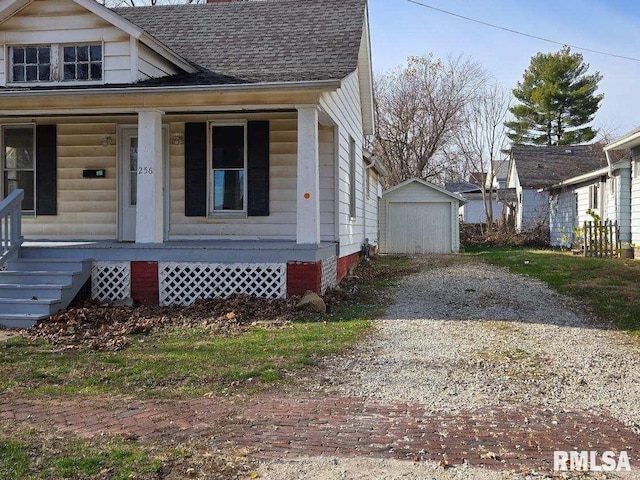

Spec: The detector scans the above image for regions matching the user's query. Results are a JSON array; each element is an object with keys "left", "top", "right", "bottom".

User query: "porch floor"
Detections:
[{"left": 21, "top": 240, "right": 338, "bottom": 263}]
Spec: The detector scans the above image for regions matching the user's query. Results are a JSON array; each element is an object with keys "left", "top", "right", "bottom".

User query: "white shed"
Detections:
[{"left": 379, "top": 178, "right": 465, "bottom": 254}]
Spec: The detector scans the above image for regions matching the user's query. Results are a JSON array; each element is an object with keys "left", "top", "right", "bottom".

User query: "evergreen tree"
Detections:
[{"left": 506, "top": 47, "right": 603, "bottom": 146}]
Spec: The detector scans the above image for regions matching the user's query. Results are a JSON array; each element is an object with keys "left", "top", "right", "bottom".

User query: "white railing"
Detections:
[{"left": 0, "top": 189, "right": 24, "bottom": 268}]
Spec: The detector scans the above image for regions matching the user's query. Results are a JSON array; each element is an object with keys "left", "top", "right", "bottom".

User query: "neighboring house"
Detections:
[
  {"left": 0, "top": 0, "right": 380, "bottom": 326},
  {"left": 604, "top": 128, "right": 640, "bottom": 247},
  {"left": 379, "top": 178, "right": 465, "bottom": 254},
  {"left": 546, "top": 160, "right": 631, "bottom": 247},
  {"left": 504, "top": 145, "right": 607, "bottom": 231},
  {"left": 445, "top": 180, "right": 501, "bottom": 224}
]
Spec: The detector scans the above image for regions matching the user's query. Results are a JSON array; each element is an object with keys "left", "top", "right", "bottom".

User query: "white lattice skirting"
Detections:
[
  {"left": 159, "top": 262, "right": 287, "bottom": 306},
  {"left": 321, "top": 256, "right": 337, "bottom": 294},
  {"left": 91, "top": 261, "right": 131, "bottom": 302}
]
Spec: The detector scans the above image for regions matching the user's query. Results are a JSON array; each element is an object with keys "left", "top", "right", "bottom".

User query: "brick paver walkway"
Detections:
[{"left": 2, "top": 394, "right": 638, "bottom": 473}]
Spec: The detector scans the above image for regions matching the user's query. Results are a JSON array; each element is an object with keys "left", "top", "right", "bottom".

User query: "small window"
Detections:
[
  {"left": 63, "top": 44, "right": 102, "bottom": 81},
  {"left": 635, "top": 160, "right": 640, "bottom": 179},
  {"left": 3, "top": 125, "right": 35, "bottom": 212},
  {"left": 349, "top": 137, "right": 356, "bottom": 219},
  {"left": 10, "top": 46, "right": 51, "bottom": 82},
  {"left": 9, "top": 44, "right": 102, "bottom": 83},
  {"left": 590, "top": 184, "right": 599, "bottom": 209},
  {"left": 211, "top": 125, "right": 245, "bottom": 212}
]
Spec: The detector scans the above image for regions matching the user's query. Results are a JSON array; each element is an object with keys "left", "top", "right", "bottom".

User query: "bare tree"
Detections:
[
  {"left": 97, "top": 0, "right": 204, "bottom": 6},
  {"left": 454, "top": 82, "right": 511, "bottom": 226},
  {"left": 374, "top": 54, "right": 487, "bottom": 188}
]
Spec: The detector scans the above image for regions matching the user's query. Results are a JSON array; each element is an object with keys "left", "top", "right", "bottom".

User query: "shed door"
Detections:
[{"left": 387, "top": 202, "right": 451, "bottom": 254}]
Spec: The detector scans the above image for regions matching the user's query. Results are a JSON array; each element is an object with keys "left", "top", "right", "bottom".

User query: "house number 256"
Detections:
[{"left": 138, "top": 167, "right": 154, "bottom": 175}]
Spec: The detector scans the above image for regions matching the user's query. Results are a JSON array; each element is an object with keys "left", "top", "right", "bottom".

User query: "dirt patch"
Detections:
[{"left": 0, "top": 329, "right": 19, "bottom": 342}]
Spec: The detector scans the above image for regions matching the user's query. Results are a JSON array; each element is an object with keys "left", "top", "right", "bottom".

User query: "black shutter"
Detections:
[
  {"left": 35, "top": 124, "right": 57, "bottom": 216},
  {"left": 247, "top": 121, "right": 270, "bottom": 216},
  {"left": 184, "top": 122, "right": 207, "bottom": 217}
]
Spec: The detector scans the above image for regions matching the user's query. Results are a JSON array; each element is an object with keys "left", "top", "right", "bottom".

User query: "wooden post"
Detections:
[{"left": 583, "top": 221, "right": 588, "bottom": 257}]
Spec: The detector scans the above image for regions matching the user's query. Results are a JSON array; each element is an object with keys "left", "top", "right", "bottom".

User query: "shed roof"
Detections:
[
  {"left": 384, "top": 178, "right": 466, "bottom": 205},
  {"left": 114, "top": 0, "right": 366, "bottom": 86},
  {"left": 511, "top": 144, "right": 607, "bottom": 189}
]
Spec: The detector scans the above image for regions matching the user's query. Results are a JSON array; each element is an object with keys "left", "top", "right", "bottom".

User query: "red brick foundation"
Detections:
[
  {"left": 286, "top": 261, "right": 322, "bottom": 297},
  {"left": 131, "top": 261, "right": 159, "bottom": 306},
  {"left": 337, "top": 252, "right": 361, "bottom": 283}
]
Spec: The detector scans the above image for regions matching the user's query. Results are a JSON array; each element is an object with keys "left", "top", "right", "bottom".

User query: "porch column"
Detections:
[
  {"left": 136, "top": 109, "right": 164, "bottom": 244},
  {"left": 296, "top": 106, "right": 321, "bottom": 244}
]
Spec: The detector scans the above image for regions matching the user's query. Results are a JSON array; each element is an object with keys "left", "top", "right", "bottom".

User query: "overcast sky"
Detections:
[{"left": 368, "top": 0, "right": 640, "bottom": 139}]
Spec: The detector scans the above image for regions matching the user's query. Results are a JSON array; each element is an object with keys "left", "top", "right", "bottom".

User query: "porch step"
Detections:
[
  {"left": 0, "top": 313, "right": 50, "bottom": 329},
  {"left": 0, "top": 298, "right": 62, "bottom": 315},
  {"left": 0, "top": 284, "right": 72, "bottom": 300},
  {"left": 0, "top": 258, "right": 92, "bottom": 329}
]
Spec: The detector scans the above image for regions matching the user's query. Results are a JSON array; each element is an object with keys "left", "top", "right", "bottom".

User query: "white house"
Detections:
[
  {"left": 504, "top": 145, "right": 607, "bottom": 231},
  {"left": 547, "top": 160, "right": 631, "bottom": 248},
  {"left": 445, "top": 181, "right": 501, "bottom": 224},
  {"left": 604, "top": 128, "right": 640, "bottom": 248},
  {"left": 0, "top": 0, "right": 382, "bottom": 326}
]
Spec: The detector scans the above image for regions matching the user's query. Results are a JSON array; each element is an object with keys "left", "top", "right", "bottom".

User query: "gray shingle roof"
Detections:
[
  {"left": 114, "top": 0, "right": 366, "bottom": 85},
  {"left": 445, "top": 182, "right": 481, "bottom": 194},
  {"left": 511, "top": 144, "right": 607, "bottom": 189}
]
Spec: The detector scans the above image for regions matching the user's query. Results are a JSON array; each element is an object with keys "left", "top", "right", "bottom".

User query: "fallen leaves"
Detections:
[{"left": 22, "top": 294, "right": 299, "bottom": 351}]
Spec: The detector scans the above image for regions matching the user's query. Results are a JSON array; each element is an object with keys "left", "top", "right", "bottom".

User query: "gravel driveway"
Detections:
[{"left": 259, "top": 255, "right": 640, "bottom": 479}]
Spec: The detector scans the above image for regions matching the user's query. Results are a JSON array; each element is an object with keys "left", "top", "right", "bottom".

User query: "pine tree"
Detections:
[{"left": 506, "top": 47, "right": 603, "bottom": 146}]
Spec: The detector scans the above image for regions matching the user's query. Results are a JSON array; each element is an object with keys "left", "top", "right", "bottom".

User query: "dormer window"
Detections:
[
  {"left": 9, "top": 44, "right": 103, "bottom": 84},
  {"left": 11, "top": 46, "right": 51, "bottom": 82},
  {"left": 63, "top": 45, "right": 102, "bottom": 81}
]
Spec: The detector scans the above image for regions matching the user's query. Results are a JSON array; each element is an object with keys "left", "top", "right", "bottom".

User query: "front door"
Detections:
[
  {"left": 119, "top": 128, "right": 138, "bottom": 241},
  {"left": 118, "top": 126, "right": 169, "bottom": 242}
]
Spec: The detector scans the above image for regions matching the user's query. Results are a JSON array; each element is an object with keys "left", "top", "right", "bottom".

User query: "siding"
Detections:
[
  {"left": 363, "top": 168, "right": 378, "bottom": 245},
  {"left": 520, "top": 189, "right": 549, "bottom": 230},
  {"left": 137, "top": 42, "right": 179, "bottom": 81},
  {"left": 6, "top": 112, "right": 337, "bottom": 241},
  {"left": 168, "top": 112, "right": 335, "bottom": 241},
  {"left": 616, "top": 166, "right": 632, "bottom": 243},
  {"left": 14, "top": 116, "right": 122, "bottom": 239},
  {"left": 632, "top": 148, "right": 640, "bottom": 245},
  {"left": 0, "top": 0, "right": 133, "bottom": 86},
  {"left": 549, "top": 179, "right": 609, "bottom": 247},
  {"left": 549, "top": 189, "right": 575, "bottom": 247},
  {"left": 460, "top": 196, "right": 502, "bottom": 224},
  {"left": 319, "top": 71, "right": 366, "bottom": 256}
]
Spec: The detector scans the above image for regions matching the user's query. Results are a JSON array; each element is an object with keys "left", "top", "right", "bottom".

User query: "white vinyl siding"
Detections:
[
  {"left": 137, "top": 42, "right": 179, "bottom": 81},
  {"left": 319, "top": 71, "right": 367, "bottom": 255},
  {"left": 632, "top": 148, "right": 640, "bottom": 245}
]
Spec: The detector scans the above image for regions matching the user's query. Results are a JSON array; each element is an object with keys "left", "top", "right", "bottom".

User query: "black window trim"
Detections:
[{"left": 207, "top": 120, "right": 248, "bottom": 216}]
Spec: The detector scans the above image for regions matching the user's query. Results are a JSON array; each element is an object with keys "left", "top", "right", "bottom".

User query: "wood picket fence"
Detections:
[{"left": 583, "top": 220, "right": 619, "bottom": 258}]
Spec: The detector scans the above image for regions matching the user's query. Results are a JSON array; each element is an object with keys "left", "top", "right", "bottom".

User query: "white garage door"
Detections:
[{"left": 387, "top": 202, "right": 452, "bottom": 254}]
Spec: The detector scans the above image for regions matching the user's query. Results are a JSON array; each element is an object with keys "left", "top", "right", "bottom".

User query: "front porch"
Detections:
[{"left": 18, "top": 240, "right": 341, "bottom": 307}]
